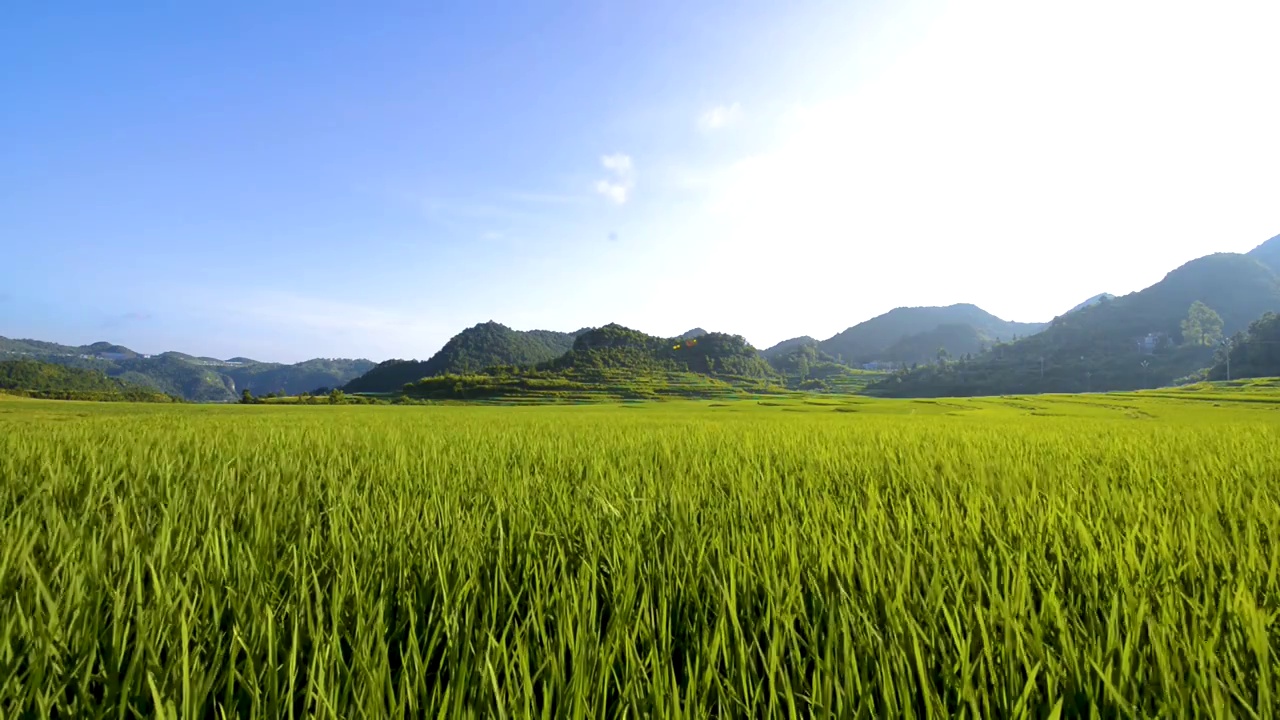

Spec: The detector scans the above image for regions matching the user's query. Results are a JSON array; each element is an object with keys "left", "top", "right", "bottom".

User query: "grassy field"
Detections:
[{"left": 2, "top": 388, "right": 1280, "bottom": 716}]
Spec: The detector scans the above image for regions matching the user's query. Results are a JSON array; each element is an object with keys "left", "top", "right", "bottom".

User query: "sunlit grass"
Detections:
[{"left": 1, "top": 392, "right": 1278, "bottom": 716}]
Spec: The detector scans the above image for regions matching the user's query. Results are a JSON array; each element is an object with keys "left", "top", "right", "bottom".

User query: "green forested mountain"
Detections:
[
  {"left": 400, "top": 323, "right": 779, "bottom": 400},
  {"left": 0, "top": 359, "right": 176, "bottom": 401},
  {"left": 110, "top": 356, "right": 237, "bottom": 402},
  {"left": 1207, "top": 312, "right": 1280, "bottom": 381},
  {"left": 1250, "top": 234, "right": 1280, "bottom": 274},
  {"left": 764, "top": 341, "right": 888, "bottom": 392},
  {"left": 761, "top": 336, "right": 819, "bottom": 360},
  {"left": 343, "top": 322, "right": 581, "bottom": 393},
  {"left": 879, "top": 323, "right": 985, "bottom": 365},
  {"left": 1, "top": 359, "right": 128, "bottom": 394},
  {"left": 818, "top": 304, "right": 1046, "bottom": 365},
  {"left": 872, "top": 252, "right": 1280, "bottom": 397},
  {"left": 546, "top": 324, "right": 775, "bottom": 378},
  {"left": 224, "top": 358, "right": 375, "bottom": 396},
  {"left": 0, "top": 336, "right": 372, "bottom": 402},
  {"left": 0, "top": 337, "right": 84, "bottom": 356}
]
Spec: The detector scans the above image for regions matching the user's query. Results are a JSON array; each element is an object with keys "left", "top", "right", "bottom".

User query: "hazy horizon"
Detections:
[{"left": 4, "top": 0, "right": 1278, "bottom": 364}]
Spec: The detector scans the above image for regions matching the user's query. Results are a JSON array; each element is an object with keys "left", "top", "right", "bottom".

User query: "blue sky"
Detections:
[{"left": 3, "top": 0, "right": 1278, "bottom": 362}]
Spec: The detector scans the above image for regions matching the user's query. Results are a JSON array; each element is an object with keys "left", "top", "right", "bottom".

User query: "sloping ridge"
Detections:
[
  {"left": 1249, "top": 233, "right": 1280, "bottom": 275},
  {"left": 1065, "top": 293, "right": 1116, "bottom": 315},
  {"left": 1104, "top": 253, "right": 1280, "bottom": 337},
  {"left": 819, "top": 303, "right": 1046, "bottom": 364},
  {"left": 872, "top": 252, "right": 1280, "bottom": 397},
  {"left": 762, "top": 336, "right": 819, "bottom": 360}
]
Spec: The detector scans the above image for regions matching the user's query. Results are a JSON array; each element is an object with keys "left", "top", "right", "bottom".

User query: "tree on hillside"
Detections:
[
  {"left": 1181, "top": 301, "right": 1224, "bottom": 347},
  {"left": 1207, "top": 312, "right": 1280, "bottom": 381}
]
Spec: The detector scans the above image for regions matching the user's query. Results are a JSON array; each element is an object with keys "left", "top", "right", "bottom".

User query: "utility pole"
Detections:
[
  {"left": 1140, "top": 359, "right": 1149, "bottom": 389},
  {"left": 1221, "top": 338, "right": 1232, "bottom": 381},
  {"left": 1039, "top": 356, "right": 1045, "bottom": 380}
]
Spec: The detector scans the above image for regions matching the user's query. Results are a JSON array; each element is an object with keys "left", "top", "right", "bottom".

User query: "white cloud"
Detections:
[
  {"left": 698, "top": 103, "right": 743, "bottom": 132},
  {"left": 595, "top": 153, "right": 635, "bottom": 204},
  {"left": 594, "top": 180, "right": 629, "bottom": 204},
  {"left": 601, "top": 153, "right": 633, "bottom": 174}
]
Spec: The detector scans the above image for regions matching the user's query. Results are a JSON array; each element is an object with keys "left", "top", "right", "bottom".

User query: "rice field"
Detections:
[{"left": 2, "top": 390, "right": 1280, "bottom": 717}]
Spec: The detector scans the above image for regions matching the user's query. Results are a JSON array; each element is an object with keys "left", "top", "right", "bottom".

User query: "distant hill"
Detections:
[
  {"left": 546, "top": 324, "right": 775, "bottom": 378},
  {"left": 0, "top": 336, "right": 372, "bottom": 402},
  {"left": 819, "top": 304, "right": 1046, "bottom": 365},
  {"left": 0, "top": 337, "right": 82, "bottom": 356},
  {"left": 344, "top": 322, "right": 580, "bottom": 393},
  {"left": 1249, "top": 234, "right": 1280, "bottom": 275},
  {"left": 761, "top": 336, "right": 819, "bottom": 360},
  {"left": 872, "top": 252, "right": 1280, "bottom": 397},
  {"left": 400, "top": 323, "right": 780, "bottom": 400},
  {"left": 1065, "top": 293, "right": 1116, "bottom": 315},
  {"left": 677, "top": 328, "right": 708, "bottom": 340},
  {"left": 0, "top": 359, "right": 176, "bottom": 401},
  {"left": 763, "top": 339, "right": 888, "bottom": 392},
  {"left": 222, "top": 358, "right": 374, "bottom": 397},
  {"left": 879, "top": 323, "right": 986, "bottom": 364},
  {"left": 1, "top": 359, "right": 129, "bottom": 394},
  {"left": 83, "top": 341, "right": 139, "bottom": 358}
]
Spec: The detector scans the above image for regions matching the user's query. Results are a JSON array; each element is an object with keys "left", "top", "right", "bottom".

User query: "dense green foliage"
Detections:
[
  {"left": 0, "top": 359, "right": 124, "bottom": 394},
  {"left": 344, "top": 322, "right": 579, "bottom": 393},
  {"left": 877, "top": 253, "right": 1280, "bottom": 397},
  {"left": 394, "top": 325, "right": 781, "bottom": 400},
  {"left": 403, "top": 369, "right": 768, "bottom": 401},
  {"left": 1208, "top": 312, "right": 1280, "bottom": 381},
  {"left": 0, "top": 360, "right": 177, "bottom": 402},
  {"left": 3, "top": 391, "right": 1280, "bottom": 715},
  {"left": 111, "top": 356, "right": 238, "bottom": 402},
  {"left": 1181, "top": 300, "right": 1225, "bottom": 347},
  {"left": 819, "top": 303, "right": 1045, "bottom": 365},
  {"left": 764, "top": 341, "right": 888, "bottom": 392},
  {"left": 549, "top": 324, "right": 775, "bottom": 378}
]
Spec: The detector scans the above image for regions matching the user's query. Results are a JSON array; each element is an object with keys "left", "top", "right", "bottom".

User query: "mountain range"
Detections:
[
  {"left": 0, "top": 336, "right": 373, "bottom": 402},
  {"left": 872, "top": 235, "right": 1280, "bottom": 396},
  {"left": 813, "top": 304, "right": 1047, "bottom": 366},
  {"left": 5, "top": 233, "right": 1278, "bottom": 401}
]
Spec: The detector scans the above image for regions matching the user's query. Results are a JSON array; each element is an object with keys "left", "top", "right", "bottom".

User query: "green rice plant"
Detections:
[{"left": 1, "top": 393, "right": 1278, "bottom": 717}]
